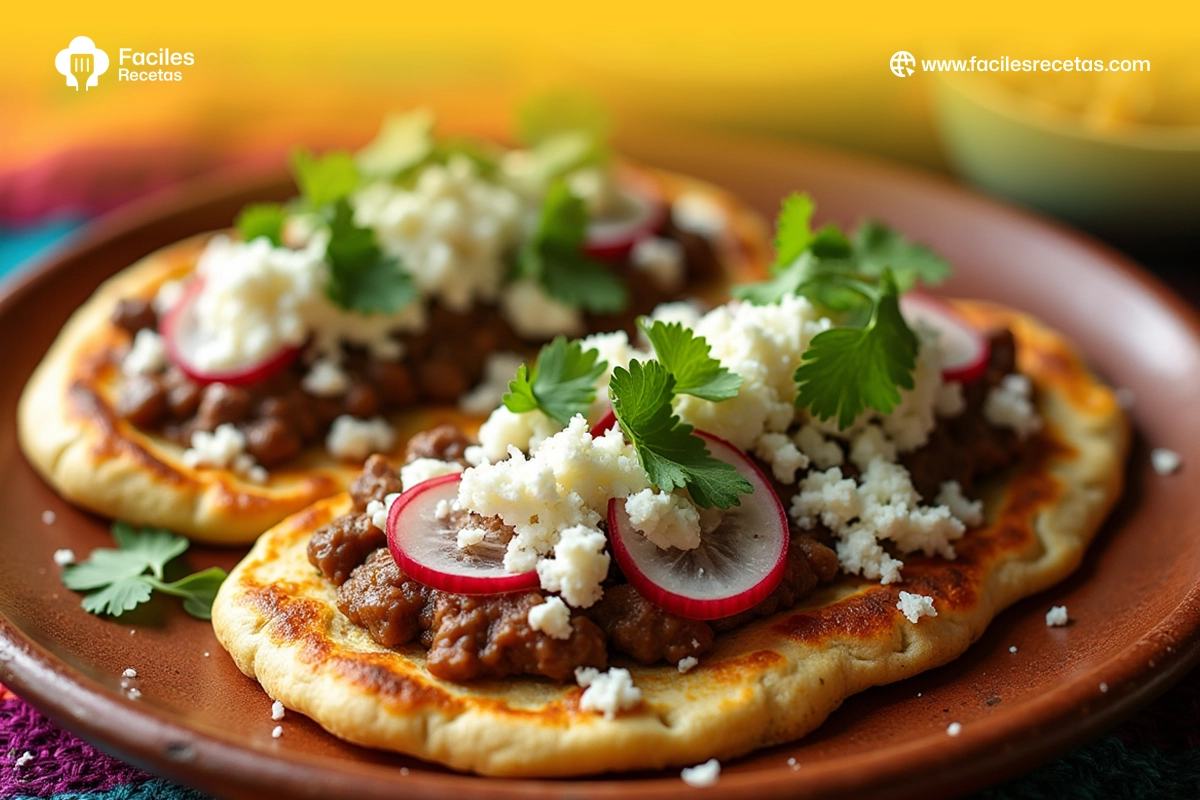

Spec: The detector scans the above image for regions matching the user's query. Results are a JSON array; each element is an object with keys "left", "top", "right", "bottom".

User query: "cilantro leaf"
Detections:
[
  {"left": 516, "top": 92, "right": 611, "bottom": 181},
  {"left": 356, "top": 109, "right": 435, "bottom": 180},
  {"left": 852, "top": 221, "right": 951, "bottom": 291},
  {"left": 518, "top": 182, "right": 628, "bottom": 314},
  {"left": 291, "top": 148, "right": 360, "bottom": 209},
  {"left": 772, "top": 193, "right": 815, "bottom": 270},
  {"left": 609, "top": 361, "right": 752, "bottom": 509},
  {"left": 236, "top": 203, "right": 287, "bottom": 247},
  {"left": 503, "top": 337, "right": 607, "bottom": 426},
  {"left": 324, "top": 200, "right": 417, "bottom": 314},
  {"left": 146, "top": 568, "right": 229, "bottom": 621},
  {"left": 80, "top": 578, "right": 154, "bottom": 617},
  {"left": 639, "top": 319, "right": 741, "bottom": 402},
  {"left": 793, "top": 271, "right": 918, "bottom": 429},
  {"left": 61, "top": 523, "right": 227, "bottom": 620}
]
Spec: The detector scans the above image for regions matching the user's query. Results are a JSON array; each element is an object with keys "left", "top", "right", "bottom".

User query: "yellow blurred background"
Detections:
[{"left": 1, "top": 0, "right": 1197, "bottom": 236}]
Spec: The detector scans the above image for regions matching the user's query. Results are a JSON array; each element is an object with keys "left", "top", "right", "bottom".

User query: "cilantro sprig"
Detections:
[
  {"left": 286, "top": 149, "right": 417, "bottom": 315},
  {"left": 235, "top": 203, "right": 287, "bottom": 247},
  {"left": 503, "top": 336, "right": 607, "bottom": 426},
  {"left": 792, "top": 270, "right": 918, "bottom": 429},
  {"left": 516, "top": 182, "right": 628, "bottom": 314},
  {"left": 609, "top": 360, "right": 752, "bottom": 509},
  {"left": 639, "top": 319, "right": 742, "bottom": 401},
  {"left": 732, "top": 193, "right": 951, "bottom": 429},
  {"left": 61, "top": 523, "right": 227, "bottom": 620}
]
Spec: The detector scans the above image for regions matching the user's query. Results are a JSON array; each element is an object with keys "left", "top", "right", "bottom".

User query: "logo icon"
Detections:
[
  {"left": 55, "top": 36, "right": 110, "bottom": 91},
  {"left": 890, "top": 51, "right": 916, "bottom": 78}
]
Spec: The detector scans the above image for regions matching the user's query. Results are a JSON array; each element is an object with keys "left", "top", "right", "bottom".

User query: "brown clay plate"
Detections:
[{"left": 3, "top": 131, "right": 1200, "bottom": 800}]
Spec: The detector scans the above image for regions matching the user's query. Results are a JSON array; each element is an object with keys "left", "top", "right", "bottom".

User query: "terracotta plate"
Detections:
[{"left": 3, "top": 132, "right": 1200, "bottom": 800}]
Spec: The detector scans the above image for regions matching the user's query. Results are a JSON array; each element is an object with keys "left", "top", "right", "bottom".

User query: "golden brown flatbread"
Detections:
[
  {"left": 211, "top": 303, "right": 1129, "bottom": 776},
  {"left": 18, "top": 169, "right": 769, "bottom": 545}
]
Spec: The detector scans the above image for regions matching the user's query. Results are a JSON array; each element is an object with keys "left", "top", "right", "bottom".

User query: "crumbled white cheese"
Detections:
[
  {"left": 678, "top": 656, "right": 699, "bottom": 673},
  {"left": 367, "top": 492, "right": 402, "bottom": 531},
  {"left": 878, "top": 326, "right": 945, "bottom": 451},
  {"left": 646, "top": 300, "right": 704, "bottom": 331},
  {"left": 301, "top": 357, "right": 349, "bottom": 397},
  {"left": 127, "top": 687, "right": 141, "bottom": 700},
  {"left": 536, "top": 525, "right": 611, "bottom": 608},
  {"left": 680, "top": 759, "right": 721, "bottom": 787},
  {"left": 271, "top": 725, "right": 283, "bottom": 739},
  {"left": 473, "top": 406, "right": 563, "bottom": 465},
  {"left": 896, "top": 592, "right": 938, "bottom": 624},
  {"left": 271, "top": 700, "right": 285, "bottom": 721},
  {"left": 1100, "top": 682, "right": 1108, "bottom": 693},
  {"left": 794, "top": 424, "right": 845, "bottom": 470},
  {"left": 578, "top": 329, "right": 648, "bottom": 418},
  {"left": 630, "top": 236, "right": 686, "bottom": 292},
  {"left": 122, "top": 668, "right": 138, "bottom": 678},
  {"left": 355, "top": 155, "right": 524, "bottom": 312},
  {"left": 936, "top": 381, "right": 966, "bottom": 418},
  {"left": 792, "top": 459, "right": 965, "bottom": 584},
  {"left": 459, "top": 351, "right": 527, "bottom": 415},
  {"left": 1151, "top": 448, "right": 1182, "bottom": 475},
  {"left": 182, "top": 423, "right": 267, "bottom": 483},
  {"left": 41, "top": 510, "right": 56, "bottom": 525},
  {"left": 152, "top": 279, "right": 184, "bottom": 315},
  {"left": 935, "top": 480, "right": 984, "bottom": 527},
  {"left": 849, "top": 425, "right": 898, "bottom": 471},
  {"left": 575, "top": 667, "right": 642, "bottom": 719},
  {"left": 753, "top": 432, "right": 809, "bottom": 484},
  {"left": 456, "top": 526, "right": 488, "bottom": 549},
  {"left": 459, "top": 417, "right": 649, "bottom": 579},
  {"left": 624, "top": 489, "right": 702, "bottom": 550},
  {"left": 984, "top": 374, "right": 1042, "bottom": 440},
  {"left": 671, "top": 192, "right": 725, "bottom": 237},
  {"left": 675, "top": 294, "right": 830, "bottom": 450},
  {"left": 122, "top": 329, "right": 167, "bottom": 376},
  {"left": 947, "top": 722, "right": 962, "bottom": 737},
  {"left": 1009, "top": 645, "right": 1018, "bottom": 653},
  {"left": 53, "top": 548, "right": 75, "bottom": 566},
  {"left": 1046, "top": 605, "right": 1070, "bottom": 627},
  {"left": 527, "top": 596, "right": 573, "bottom": 640},
  {"left": 326, "top": 416, "right": 396, "bottom": 462},
  {"left": 400, "top": 458, "right": 464, "bottom": 491},
  {"left": 14, "top": 751, "right": 33, "bottom": 768},
  {"left": 500, "top": 279, "right": 585, "bottom": 341}
]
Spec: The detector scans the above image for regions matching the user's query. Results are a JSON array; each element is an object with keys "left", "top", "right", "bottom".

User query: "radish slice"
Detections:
[
  {"left": 591, "top": 407, "right": 617, "bottom": 436},
  {"left": 584, "top": 177, "right": 667, "bottom": 259},
  {"left": 607, "top": 433, "right": 789, "bottom": 620},
  {"left": 160, "top": 279, "right": 300, "bottom": 386},
  {"left": 386, "top": 473, "right": 539, "bottom": 595},
  {"left": 900, "top": 293, "right": 990, "bottom": 384}
]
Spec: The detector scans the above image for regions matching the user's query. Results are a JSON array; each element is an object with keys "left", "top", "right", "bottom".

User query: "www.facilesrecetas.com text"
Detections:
[{"left": 922, "top": 57, "right": 1150, "bottom": 73}]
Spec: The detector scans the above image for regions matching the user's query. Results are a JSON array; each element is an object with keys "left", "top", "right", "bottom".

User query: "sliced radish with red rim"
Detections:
[
  {"left": 160, "top": 278, "right": 301, "bottom": 386},
  {"left": 607, "top": 432, "right": 789, "bottom": 620},
  {"left": 386, "top": 473, "right": 539, "bottom": 595},
  {"left": 584, "top": 174, "right": 667, "bottom": 259},
  {"left": 591, "top": 407, "right": 617, "bottom": 436},
  {"left": 899, "top": 292, "right": 990, "bottom": 384}
]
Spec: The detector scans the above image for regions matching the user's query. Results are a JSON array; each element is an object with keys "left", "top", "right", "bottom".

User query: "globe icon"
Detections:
[{"left": 890, "top": 51, "right": 916, "bottom": 78}]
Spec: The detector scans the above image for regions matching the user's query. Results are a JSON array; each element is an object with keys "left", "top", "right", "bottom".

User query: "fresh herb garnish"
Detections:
[
  {"left": 792, "top": 269, "right": 918, "bottom": 429},
  {"left": 516, "top": 91, "right": 610, "bottom": 180},
  {"left": 852, "top": 220, "right": 952, "bottom": 291},
  {"left": 291, "top": 148, "right": 360, "bottom": 209},
  {"left": 638, "top": 319, "right": 742, "bottom": 402},
  {"left": 324, "top": 199, "right": 417, "bottom": 314},
  {"left": 355, "top": 109, "right": 436, "bottom": 180},
  {"left": 516, "top": 182, "right": 628, "bottom": 314},
  {"left": 61, "top": 522, "right": 227, "bottom": 620},
  {"left": 235, "top": 203, "right": 287, "bottom": 247},
  {"left": 503, "top": 336, "right": 608, "bottom": 426},
  {"left": 609, "top": 360, "right": 752, "bottom": 509}
]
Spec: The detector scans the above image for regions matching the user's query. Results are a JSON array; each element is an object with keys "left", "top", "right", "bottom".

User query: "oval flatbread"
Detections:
[
  {"left": 211, "top": 302, "right": 1128, "bottom": 776},
  {"left": 18, "top": 169, "right": 769, "bottom": 544}
]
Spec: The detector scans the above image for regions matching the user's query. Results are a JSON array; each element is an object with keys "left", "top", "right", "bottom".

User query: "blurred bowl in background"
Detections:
[{"left": 933, "top": 69, "right": 1200, "bottom": 239}]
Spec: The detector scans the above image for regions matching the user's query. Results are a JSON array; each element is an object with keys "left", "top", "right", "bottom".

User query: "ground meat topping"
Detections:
[
  {"left": 111, "top": 299, "right": 157, "bottom": 335},
  {"left": 308, "top": 511, "right": 386, "bottom": 587},
  {"left": 337, "top": 549, "right": 430, "bottom": 648},
  {"left": 403, "top": 425, "right": 472, "bottom": 465},
  {"left": 587, "top": 584, "right": 713, "bottom": 665}
]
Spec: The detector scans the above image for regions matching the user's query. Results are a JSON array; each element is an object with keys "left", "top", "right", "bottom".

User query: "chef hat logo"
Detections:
[{"left": 55, "top": 36, "right": 110, "bottom": 90}]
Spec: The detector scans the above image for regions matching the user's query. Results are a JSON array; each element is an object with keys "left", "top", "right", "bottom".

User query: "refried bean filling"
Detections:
[
  {"left": 108, "top": 223, "right": 721, "bottom": 467},
  {"left": 307, "top": 328, "right": 1026, "bottom": 683}
]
